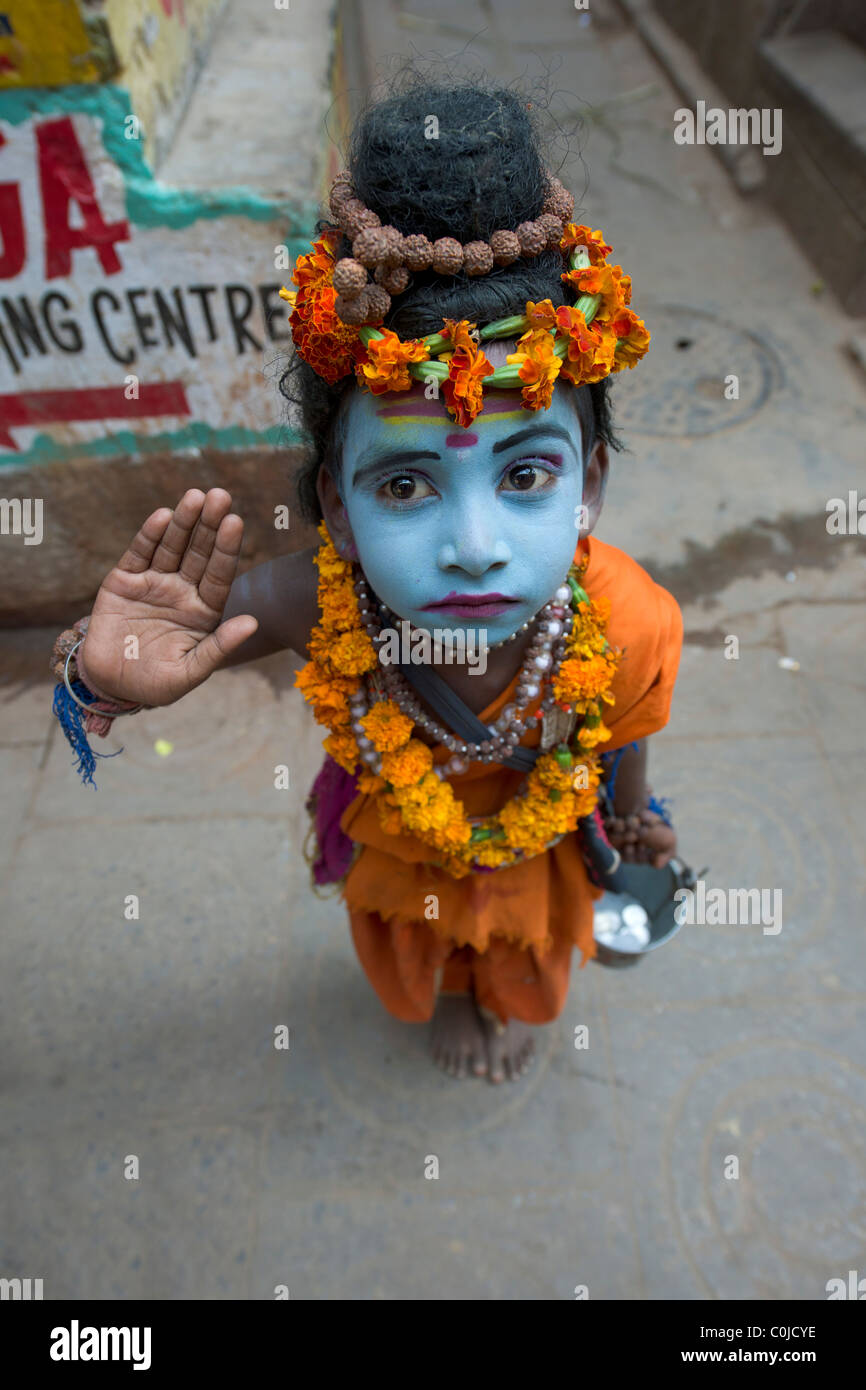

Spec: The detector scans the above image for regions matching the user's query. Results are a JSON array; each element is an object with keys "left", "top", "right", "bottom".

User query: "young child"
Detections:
[{"left": 51, "top": 81, "right": 682, "bottom": 1086}]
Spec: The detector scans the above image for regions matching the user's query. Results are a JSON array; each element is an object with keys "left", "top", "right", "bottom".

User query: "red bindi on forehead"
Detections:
[{"left": 445, "top": 433, "right": 478, "bottom": 448}]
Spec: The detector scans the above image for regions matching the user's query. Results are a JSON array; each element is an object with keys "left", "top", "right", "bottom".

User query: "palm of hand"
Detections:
[{"left": 78, "top": 489, "right": 258, "bottom": 707}]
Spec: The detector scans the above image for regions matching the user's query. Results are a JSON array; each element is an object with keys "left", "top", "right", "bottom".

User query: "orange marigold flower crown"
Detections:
[{"left": 280, "top": 170, "right": 650, "bottom": 427}]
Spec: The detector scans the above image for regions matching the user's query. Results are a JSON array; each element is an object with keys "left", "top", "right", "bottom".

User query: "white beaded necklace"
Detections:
[{"left": 350, "top": 570, "right": 575, "bottom": 778}]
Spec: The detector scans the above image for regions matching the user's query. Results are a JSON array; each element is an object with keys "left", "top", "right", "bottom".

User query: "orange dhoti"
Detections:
[{"left": 338, "top": 537, "right": 683, "bottom": 1025}]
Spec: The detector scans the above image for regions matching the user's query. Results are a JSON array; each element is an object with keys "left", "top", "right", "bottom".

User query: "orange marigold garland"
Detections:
[
  {"left": 506, "top": 325, "right": 563, "bottom": 412},
  {"left": 279, "top": 228, "right": 366, "bottom": 386},
  {"left": 355, "top": 328, "right": 429, "bottom": 394},
  {"left": 439, "top": 319, "right": 493, "bottom": 429},
  {"left": 281, "top": 216, "right": 649, "bottom": 424},
  {"left": 294, "top": 523, "right": 620, "bottom": 877},
  {"left": 559, "top": 223, "right": 613, "bottom": 265}
]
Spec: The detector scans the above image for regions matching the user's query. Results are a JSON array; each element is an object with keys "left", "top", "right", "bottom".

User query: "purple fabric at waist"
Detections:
[{"left": 306, "top": 754, "right": 360, "bottom": 885}]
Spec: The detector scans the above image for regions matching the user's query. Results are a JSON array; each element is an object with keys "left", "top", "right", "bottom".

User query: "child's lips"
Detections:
[{"left": 421, "top": 593, "right": 520, "bottom": 618}]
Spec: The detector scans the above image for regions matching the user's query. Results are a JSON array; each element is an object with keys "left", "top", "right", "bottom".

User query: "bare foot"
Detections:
[
  {"left": 480, "top": 1013, "right": 535, "bottom": 1084},
  {"left": 431, "top": 994, "right": 489, "bottom": 1079}
]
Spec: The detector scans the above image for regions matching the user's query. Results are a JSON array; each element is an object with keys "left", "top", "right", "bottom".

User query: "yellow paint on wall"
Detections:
[
  {"left": 0, "top": 0, "right": 103, "bottom": 87},
  {"left": 104, "top": 0, "right": 225, "bottom": 165}
]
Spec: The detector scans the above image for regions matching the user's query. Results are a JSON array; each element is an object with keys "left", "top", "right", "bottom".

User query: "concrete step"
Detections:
[
  {"left": 757, "top": 29, "right": 866, "bottom": 314},
  {"left": 158, "top": 0, "right": 334, "bottom": 201}
]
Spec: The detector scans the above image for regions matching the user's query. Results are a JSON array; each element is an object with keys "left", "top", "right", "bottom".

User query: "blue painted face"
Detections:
[{"left": 336, "top": 368, "right": 586, "bottom": 645}]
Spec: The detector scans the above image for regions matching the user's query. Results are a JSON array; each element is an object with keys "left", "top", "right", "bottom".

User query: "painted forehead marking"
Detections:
[{"left": 374, "top": 393, "right": 527, "bottom": 425}]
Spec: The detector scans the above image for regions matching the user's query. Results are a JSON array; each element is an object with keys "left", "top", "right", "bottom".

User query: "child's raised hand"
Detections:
[{"left": 76, "top": 488, "right": 259, "bottom": 707}]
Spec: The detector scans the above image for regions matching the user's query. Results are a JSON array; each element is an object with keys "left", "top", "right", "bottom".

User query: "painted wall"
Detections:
[
  {"left": 0, "top": 1, "right": 106, "bottom": 88},
  {"left": 103, "top": 0, "right": 228, "bottom": 172},
  {"left": 0, "top": 86, "right": 316, "bottom": 465},
  {"left": 0, "top": 1, "right": 228, "bottom": 169}
]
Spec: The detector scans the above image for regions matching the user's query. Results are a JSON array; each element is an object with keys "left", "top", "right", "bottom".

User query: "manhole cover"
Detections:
[{"left": 612, "top": 304, "right": 782, "bottom": 436}]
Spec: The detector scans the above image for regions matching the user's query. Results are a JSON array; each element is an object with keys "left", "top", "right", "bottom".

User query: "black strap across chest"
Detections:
[{"left": 397, "top": 661, "right": 539, "bottom": 772}]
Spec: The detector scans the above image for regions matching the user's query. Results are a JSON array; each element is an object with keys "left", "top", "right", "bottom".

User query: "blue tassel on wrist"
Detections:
[{"left": 52, "top": 678, "right": 124, "bottom": 789}]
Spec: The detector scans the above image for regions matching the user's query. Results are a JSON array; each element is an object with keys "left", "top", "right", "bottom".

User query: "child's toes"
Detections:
[{"left": 453, "top": 1048, "right": 470, "bottom": 1079}]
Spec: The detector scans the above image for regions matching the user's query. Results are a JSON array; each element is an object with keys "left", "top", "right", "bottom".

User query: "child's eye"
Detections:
[
  {"left": 500, "top": 461, "right": 557, "bottom": 493},
  {"left": 380, "top": 474, "right": 435, "bottom": 504}
]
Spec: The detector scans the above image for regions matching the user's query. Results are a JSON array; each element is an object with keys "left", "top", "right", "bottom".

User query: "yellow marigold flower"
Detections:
[
  {"left": 315, "top": 529, "right": 351, "bottom": 583},
  {"left": 312, "top": 695, "right": 352, "bottom": 729},
  {"left": 307, "top": 625, "right": 337, "bottom": 668},
  {"left": 395, "top": 773, "right": 455, "bottom": 831},
  {"left": 559, "top": 223, "right": 612, "bottom": 264},
  {"left": 558, "top": 319, "right": 617, "bottom": 386},
  {"left": 294, "top": 665, "right": 354, "bottom": 720},
  {"left": 361, "top": 701, "right": 414, "bottom": 752},
  {"left": 498, "top": 798, "right": 542, "bottom": 848},
  {"left": 330, "top": 629, "right": 379, "bottom": 676},
  {"left": 562, "top": 263, "right": 630, "bottom": 319},
  {"left": 506, "top": 328, "right": 562, "bottom": 411},
  {"left": 291, "top": 231, "right": 338, "bottom": 292},
  {"left": 320, "top": 578, "right": 360, "bottom": 633},
  {"left": 533, "top": 753, "right": 578, "bottom": 791},
  {"left": 609, "top": 307, "right": 651, "bottom": 372},
  {"left": 577, "top": 722, "right": 612, "bottom": 749},
  {"left": 553, "top": 653, "right": 616, "bottom": 704},
  {"left": 435, "top": 817, "right": 472, "bottom": 850},
  {"left": 525, "top": 298, "right": 557, "bottom": 329},
  {"left": 473, "top": 842, "right": 513, "bottom": 869},
  {"left": 356, "top": 328, "right": 429, "bottom": 395},
  {"left": 380, "top": 739, "right": 434, "bottom": 788},
  {"left": 440, "top": 319, "right": 492, "bottom": 428},
  {"left": 324, "top": 730, "right": 359, "bottom": 772}
]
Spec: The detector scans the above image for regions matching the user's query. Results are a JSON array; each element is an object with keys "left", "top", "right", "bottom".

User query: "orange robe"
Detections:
[{"left": 338, "top": 536, "right": 683, "bottom": 1025}]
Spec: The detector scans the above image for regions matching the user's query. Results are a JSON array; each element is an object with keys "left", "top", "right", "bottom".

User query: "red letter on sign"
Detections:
[
  {"left": 0, "top": 131, "right": 25, "bottom": 279},
  {"left": 36, "top": 116, "right": 130, "bottom": 278}
]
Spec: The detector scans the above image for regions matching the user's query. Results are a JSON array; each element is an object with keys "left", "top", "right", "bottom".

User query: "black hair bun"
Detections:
[{"left": 348, "top": 82, "right": 548, "bottom": 244}]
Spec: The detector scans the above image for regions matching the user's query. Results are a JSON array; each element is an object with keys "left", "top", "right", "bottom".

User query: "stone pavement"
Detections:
[{"left": 1, "top": 0, "right": 865, "bottom": 1300}]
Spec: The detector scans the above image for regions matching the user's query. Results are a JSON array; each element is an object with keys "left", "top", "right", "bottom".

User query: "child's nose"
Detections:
[{"left": 437, "top": 519, "right": 512, "bottom": 576}]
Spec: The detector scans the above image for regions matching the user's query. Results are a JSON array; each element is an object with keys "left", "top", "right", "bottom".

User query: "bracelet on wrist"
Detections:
[{"left": 50, "top": 615, "right": 149, "bottom": 788}]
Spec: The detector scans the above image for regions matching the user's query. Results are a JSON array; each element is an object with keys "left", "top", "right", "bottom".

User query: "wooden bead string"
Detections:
[{"left": 327, "top": 168, "right": 576, "bottom": 327}]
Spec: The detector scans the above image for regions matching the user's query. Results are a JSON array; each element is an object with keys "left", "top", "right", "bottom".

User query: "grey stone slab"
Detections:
[
  {"left": 621, "top": 735, "right": 866, "bottom": 1004},
  {"left": 269, "top": 929, "right": 626, "bottom": 1187},
  {"left": 594, "top": 997, "right": 866, "bottom": 1300},
  {"left": 760, "top": 31, "right": 866, "bottom": 145},
  {"left": 679, "top": 553, "right": 866, "bottom": 640},
  {"left": 251, "top": 1185, "right": 639, "bottom": 1300},
  {"left": 0, "top": 629, "right": 58, "bottom": 743},
  {"left": 32, "top": 658, "right": 325, "bottom": 831},
  {"left": 0, "top": 1122, "right": 262, "bottom": 1300},
  {"left": 776, "top": 602, "right": 866, "bottom": 756},
  {"left": 664, "top": 643, "right": 811, "bottom": 739},
  {"left": 0, "top": 817, "right": 294, "bottom": 1139},
  {"left": 0, "top": 745, "right": 41, "bottom": 877},
  {"left": 158, "top": 0, "right": 334, "bottom": 198}
]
